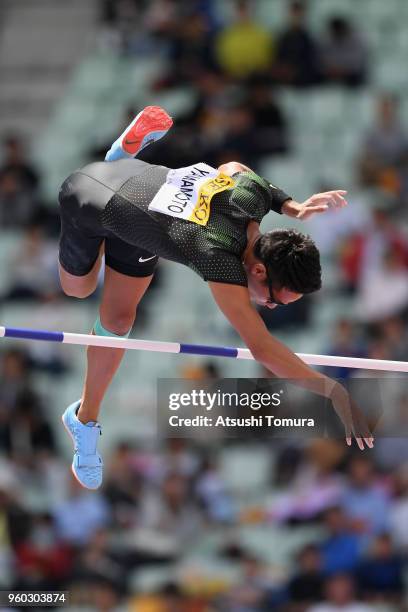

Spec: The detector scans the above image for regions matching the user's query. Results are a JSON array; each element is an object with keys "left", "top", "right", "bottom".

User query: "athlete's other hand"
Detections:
[
  {"left": 330, "top": 382, "right": 374, "bottom": 451},
  {"left": 283, "top": 190, "right": 348, "bottom": 220}
]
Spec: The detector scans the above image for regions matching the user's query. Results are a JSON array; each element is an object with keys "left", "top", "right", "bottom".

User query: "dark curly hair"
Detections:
[{"left": 253, "top": 229, "right": 322, "bottom": 294}]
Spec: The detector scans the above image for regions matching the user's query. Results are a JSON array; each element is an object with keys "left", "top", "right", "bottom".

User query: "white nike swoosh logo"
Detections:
[{"left": 138, "top": 255, "right": 157, "bottom": 263}]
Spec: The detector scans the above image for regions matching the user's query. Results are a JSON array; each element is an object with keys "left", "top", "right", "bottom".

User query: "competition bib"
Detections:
[{"left": 148, "top": 162, "right": 235, "bottom": 226}]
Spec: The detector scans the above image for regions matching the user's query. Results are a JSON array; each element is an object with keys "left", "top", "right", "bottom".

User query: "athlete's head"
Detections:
[{"left": 245, "top": 229, "right": 322, "bottom": 308}]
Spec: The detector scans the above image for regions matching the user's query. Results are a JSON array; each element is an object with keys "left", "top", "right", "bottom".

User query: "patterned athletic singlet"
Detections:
[{"left": 100, "top": 160, "right": 291, "bottom": 286}]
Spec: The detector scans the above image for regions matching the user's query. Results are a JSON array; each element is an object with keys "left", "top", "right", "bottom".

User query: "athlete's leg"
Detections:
[
  {"left": 59, "top": 243, "right": 104, "bottom": 298},
  {"left": 58, "top": 168, "right": 111, "bottom": 298},
  {"left": 59, "top": 158, "right": 159, "bottom": 489},
  {"left": 77, "top": 266, "right": 154, "bottom": 424}
]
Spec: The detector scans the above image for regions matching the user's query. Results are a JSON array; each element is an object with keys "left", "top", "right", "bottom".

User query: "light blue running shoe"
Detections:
[
  {"left": 105, "top": 105, "right": 173, "bottom": 162},
  {"left": 62, "top": 400, "right": 103, "bottom": 490}
]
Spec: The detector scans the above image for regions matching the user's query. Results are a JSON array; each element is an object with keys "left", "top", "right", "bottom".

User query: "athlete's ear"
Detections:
[{"left": 250, "top": 262, "right": 267, "bottom": 281}]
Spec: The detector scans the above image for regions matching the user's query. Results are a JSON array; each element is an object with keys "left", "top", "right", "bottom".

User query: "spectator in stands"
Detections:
[
  {"left": 0, "top": 348, "right": 33, "bottom": 413},
  {"left": 0, "top": 135, "right": 39, "bottom": 192},
  {"left": 214, "top": 104, "right": 258, "bottom": 166},
  {"left": 323, "top": 319, "right": 367, "bottom": 379},
  {"left": 53, "top": 477, "right": 110, "bottom": 546},
  {"left": 246, "top": 77, "right": 289, "bottom": 156},
  {"left": 146, "top": 0, "right": 219, "bottom": 45},
  {"left": 14, "top": 512, "right": 72, "bottom": 590},
  {"left": 144, "top": 70, "right": 227, "bottom": 166},
  {"left": 374, "top": 395, "right": 408, "bottom": 471},
  {"left": 0, "top": 485, "right": 31, "bottom": 552},
  {"left": 0, "top": 170, "right": 36, "bottom": 229},
  {"left": 223, "top": 552, "right": 271, "bottom": 611},
  {"left": 3, "top": 223, "right": 60, "bottom": 302},
  {"left": 341, "top": 207, "right": 408, "bottom": 319},
  {"left": 356, "top": 533, "right": 404, "bottom": 603},
  {"left": 388, "top": 465, "right": 408, "bottom": 554},
  {"left": 70, "top": 528, "right": 126, "bottom": 594},
  {"left": 88, "top": 579, "right": 123, "bottom": 612},
  {"left": 148, "top": 2, "right": 218, "bottom": 88},
  {"left": 356, "top": 243, "right": 408, "bottom": 322},
  {"left": 195, "top": 456, "right": 235, "bottom": 523},
  {"left": 215, "top": 0, "right": 273, "bottom": 79},
  {"left": 270, "top": 440, "right": 344, "bottom": 523},
  {"left": 319, "top": 507, "right": 362, "bottom": 576},
  {"left": 132, "top": 582, "right": 196, "bottom": 612},
  {"left": 338, "top": 231, "right": 365, "bottom": 294},
  {"left": 0, "top": 136, "right": 41, "bottom": 228},
  {"left": 320, "top": 17, "right": 368, "bottom": 88},
  {"left": 359, "top": 93, "right": 408, "bottom": 189},
  {"left": 309, "top": 573, "right": 373, "bottom": 612},
  {"left": 100, "top": 0, "right": 146, "bottom": 55},
  {"left": 103, "top": 442, "right": 143, "bottom": 528},
  {"left": 137, "top": 472, "right": 202, "bottom": 555},
  {"left": 340, "top": 456, "right": 391, "bottom": 540},
  {"left": 287, "top": 544, "right": 324, "bottom": 605},
  {"left": 379, "top": 315, "right": 408, "bottom": 362},
  {"left": 143, "top": 0, "right": 180, "bottom": 38},
  {"left": 154, "top": 438, "right": 200, "bottom": 481},
  {"left": 1, "top": 389, "right": 56, "bottom": 459},
  {"left": 272, "top": 0, "right": 320, "bottom": 87},
  {"left": 170, "top": 8, "right": 217, "bottom": 85}
]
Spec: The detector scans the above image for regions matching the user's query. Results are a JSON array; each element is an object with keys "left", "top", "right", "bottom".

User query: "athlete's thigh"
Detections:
[
  {"left": 104, "top": 232, "right": 158, "bottom": 279},
  {"left": 58, "top": 169, "right": 108, "bottom": 297},
  {"left": 100, "top": 265, "right": 154, "bottom": 320}
]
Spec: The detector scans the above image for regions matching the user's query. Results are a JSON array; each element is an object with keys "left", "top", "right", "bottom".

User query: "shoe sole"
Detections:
[
  {"left": 121, "top": 105, "right": 173, "bottom": 155},
  {"left": 61, "top": 412, "right": 101, "bottom": 490}
]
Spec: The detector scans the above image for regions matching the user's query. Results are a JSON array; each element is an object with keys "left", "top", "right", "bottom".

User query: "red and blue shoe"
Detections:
[{"left": 105, "top": 105, "right": 173, "bottom": 162}]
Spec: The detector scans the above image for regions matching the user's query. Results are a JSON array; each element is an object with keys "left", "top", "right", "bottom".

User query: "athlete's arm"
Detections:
[
  {"left": 219, "top": 163, "right": 348, "bottom": 220},
  {"left": 281, "top": 191, "right": 348, "bottom": 220},
  {"left": 209, "top": 282, "right": 373, "bottom": 450}
]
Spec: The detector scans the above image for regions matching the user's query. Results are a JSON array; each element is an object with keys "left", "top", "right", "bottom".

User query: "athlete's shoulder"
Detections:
[{"left": 234, "top": 170, "right": 273, "bottom": 196}]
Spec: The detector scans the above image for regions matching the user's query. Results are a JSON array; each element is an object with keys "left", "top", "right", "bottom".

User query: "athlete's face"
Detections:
[{"left": 246, "top": 263, "right": 303, "bottom": 309}]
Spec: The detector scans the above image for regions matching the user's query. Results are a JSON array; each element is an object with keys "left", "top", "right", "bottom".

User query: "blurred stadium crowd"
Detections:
[{"left": 1, "top": 0, "right": 408, "bottom": 609}]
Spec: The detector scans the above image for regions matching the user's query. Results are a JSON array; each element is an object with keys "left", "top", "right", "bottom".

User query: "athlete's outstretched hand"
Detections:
[
  {"left": 330, "top": 382, "right": 374, "bottom": 450},
  {"left": 283, "top": 190, "right": 348, "bottom": 221}
]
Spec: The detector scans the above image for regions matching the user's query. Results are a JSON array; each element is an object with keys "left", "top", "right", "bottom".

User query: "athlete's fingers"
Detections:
[
  {"left": 365, "top": 437, "right": 374, "bottom": 449},
  {"left": 308, "top": 194, "right": 332, "bottom": 204},
  {"left": 321, "top": 190, "right": 347, "bottom": 196},
  {"left": 308, "top": 194, "right": 337, "bottom": 207},
  {"left": 331, "top": 193, "right": 348, "bottom": 208},
  {"left": 310, "top": 205, "right": 329, "bottom": 211},
  {"left": 354, "top": 436, "right": 374, "bottom": 450},
  {"left": 345, "top": 437, "right": 372, "bottom": 451},
  {"left": 297, "top": 205, "right": 328, "bottom": 219},
  {"left": 310, "top": 192, "right": 348, "bottom": 207},
  {"left": 314, "top": 190, "right": 347, "bottom": 197},
  {"left": 309, "top": 193, "right": 347, "bottom": 208}
]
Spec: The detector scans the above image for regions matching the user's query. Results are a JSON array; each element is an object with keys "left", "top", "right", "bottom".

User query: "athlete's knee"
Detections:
[
  {"left": 59, "top": 272, "right": 97, "bottom": 299},
  {"left": 99, "top": 310, "right": 136, "bottom": 336},
  {"left": 59, "top": 262, "right": 100, "bottom": 299},
  {"left": 60, "top": 278, "right": 96, "bottom": 298},
  {"left": 62, "top": 284, "right": 96, "bottom": 299}
]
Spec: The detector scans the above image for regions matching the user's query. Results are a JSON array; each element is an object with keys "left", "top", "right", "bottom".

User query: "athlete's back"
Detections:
[{"left": 60, "top": 158, "right": 290, "bottom": 286}]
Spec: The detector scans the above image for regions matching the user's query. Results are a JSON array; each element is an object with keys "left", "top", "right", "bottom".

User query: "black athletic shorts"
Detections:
[{"left": 58, "top": 160, "right": 160, "bottom": 278}]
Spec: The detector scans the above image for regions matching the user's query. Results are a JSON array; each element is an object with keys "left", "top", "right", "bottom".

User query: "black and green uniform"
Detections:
[{"left": 58, "top": 159, "right": 291, "bottom": 284}]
